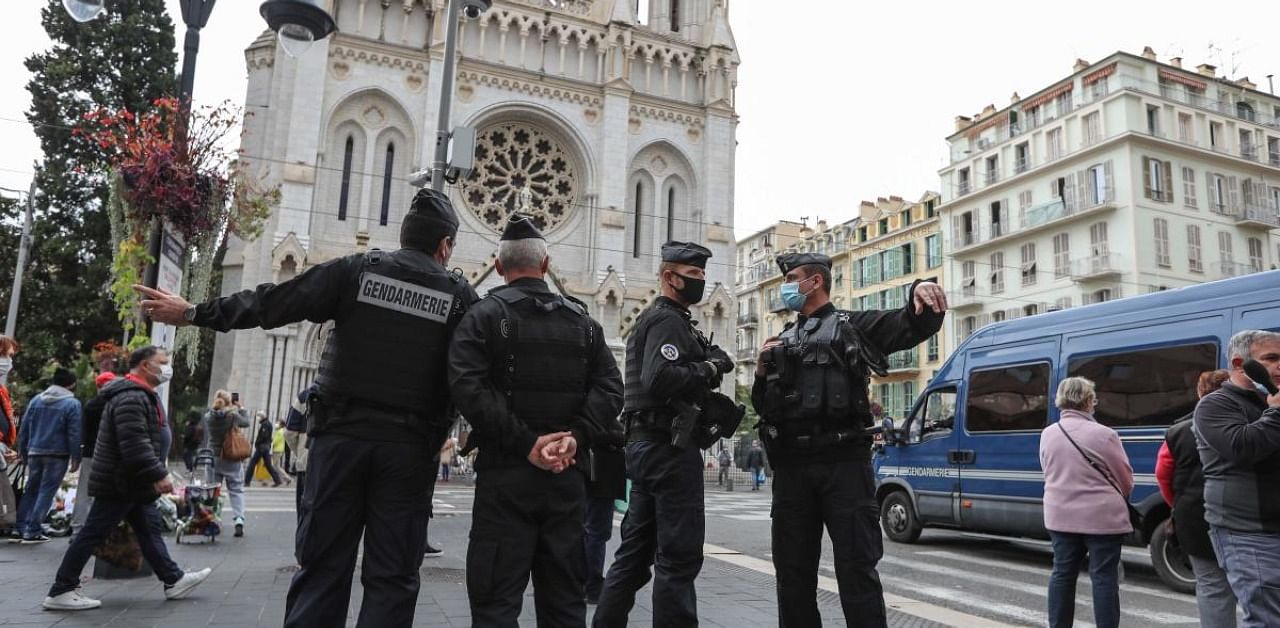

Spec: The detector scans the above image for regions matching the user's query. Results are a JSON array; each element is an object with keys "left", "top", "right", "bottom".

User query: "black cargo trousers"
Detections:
[{"left": 772, "top": 458, "right": 886, "bottom": 628}]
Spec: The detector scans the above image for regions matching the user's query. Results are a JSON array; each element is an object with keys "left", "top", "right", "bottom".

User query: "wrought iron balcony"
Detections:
[
  {"left": 737, "top": 312, "right": 759, "bottom": 327},
  {"left": 1070, "top": 253, "right": 1122, "bottom": 282}
]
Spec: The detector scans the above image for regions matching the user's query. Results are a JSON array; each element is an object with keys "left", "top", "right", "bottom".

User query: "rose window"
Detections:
[{"left": 463, "top": 122, "right": 579, "bottom": 233}]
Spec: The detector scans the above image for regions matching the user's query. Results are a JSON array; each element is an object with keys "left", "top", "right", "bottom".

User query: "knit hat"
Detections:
[{"left": 51, "top": 367, "right": 76, "bottom": 389}]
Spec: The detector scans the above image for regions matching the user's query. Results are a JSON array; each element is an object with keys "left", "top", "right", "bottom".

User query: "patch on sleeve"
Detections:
[{"left": 660, "top": 344, "right": 680, "bottom": 361}]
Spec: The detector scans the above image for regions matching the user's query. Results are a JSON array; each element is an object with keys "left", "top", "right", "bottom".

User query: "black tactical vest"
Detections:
[
  {"left": 315, "top": 249, "right": 464, "bottom": 416},
  {"left": 489, "top": 287, "right": 593, "bottom": 430},
  {"left": 772, "top": 311, "right": 871, "bottom": 427},
  {"left": 623, "top": 299, "right": 708, "bottom": 411}
]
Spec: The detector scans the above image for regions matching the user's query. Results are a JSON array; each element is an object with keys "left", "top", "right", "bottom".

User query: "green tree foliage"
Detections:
[
  {"left": 15, "top": 0, "right": 175, "bottom": 391},
  {"left": 7, "top": 1, "right": 214, "bottom": 427}
]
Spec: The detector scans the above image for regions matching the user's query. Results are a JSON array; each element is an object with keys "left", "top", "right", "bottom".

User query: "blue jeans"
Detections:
[
  {"left": 49, "top": 496, "right": 183, "bottom": 596},
  {"left": 17, "top": 455, "right": 69, "bottom": 538},
  {"left": 1209, "top": 525, "right": 1280, "bottom": 628},
  {"left": 1047, "top": 531, "right": 1124, "bottom": 628},
  {"left": 751, "top": 466, "right": 764, "bottom": 489},
  {"left": 583, "top": 495, "right": 615, "bottom": 600}
]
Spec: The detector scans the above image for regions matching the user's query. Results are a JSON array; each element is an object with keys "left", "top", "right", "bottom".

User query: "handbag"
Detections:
[
  {"left": 221, "top": 424, "right": 252, "bottom": 462},
  {"left": 1057, "top": 422, "right": 1143, "bottom": 531}
]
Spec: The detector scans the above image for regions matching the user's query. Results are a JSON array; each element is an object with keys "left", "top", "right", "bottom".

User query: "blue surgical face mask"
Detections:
[{"left": 780, "top": 276, "right": 816, "bottom": 311}]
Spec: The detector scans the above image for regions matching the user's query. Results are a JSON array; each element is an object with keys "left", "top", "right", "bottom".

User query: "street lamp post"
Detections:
[
  {"left": 429, "top": 0, "right": 491, "bottom": 192},
  {"left": 2, "top": 182, "right": 36, "bottom": 338}
]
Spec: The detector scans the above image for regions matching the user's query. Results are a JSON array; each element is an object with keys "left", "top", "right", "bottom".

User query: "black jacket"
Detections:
[
  {"left": 1195, "top": 382, "right": 1280, "bottom": 532},
  {"left": 752, "top": 282, "right": 945, "bottom": 467},
  {"left": 1165, "top": 415, "right": 1213, "bottom": 559},
  {"left": 448, "top": 278, "right": 624, "bottom": 469},
  {"left": 80, "top": 391, "right": 110, "bottom": 459},
  {"left": 88, "top": 378, "right": 169, "bottom": 503},
  {"left": 254, "top": 419, "right": 272, "bottom": 449}
]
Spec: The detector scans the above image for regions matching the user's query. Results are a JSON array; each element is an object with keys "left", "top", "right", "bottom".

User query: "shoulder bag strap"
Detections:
[{"left": 1056, "top": 422, "right": 1127, "bottom": 500}]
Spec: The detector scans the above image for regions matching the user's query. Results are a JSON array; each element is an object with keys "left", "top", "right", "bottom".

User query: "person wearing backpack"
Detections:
[{"left": 200, "top": 390, "right": 250, "bottom": 537}]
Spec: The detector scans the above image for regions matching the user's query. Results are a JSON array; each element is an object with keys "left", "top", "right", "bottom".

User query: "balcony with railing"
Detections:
[
  {"left": 737, "top": 312, "right": 759, "bottom": 328},
  {"left": 948, "top": 286, "right": 983, "bottom": 310},
  {"left": 1212, "top": 260, "right": 1252, "bottom": 280},
  {"left": 1070, "top": 253, "right": 1123, "bottom": 282},
  {"left": 954, "top": 190, "right": 1117, "bottom": 255},
  {"left": 737, "top": 346, "right": 759, "bottom": 361},
  {"left": 1270, "top": 150, "right": 1280, "bottom": 168},
  {"left": 1237, "top": 204, "right": 1280, "bottom": 229},
  {"left": 887, "top": 349, "right": 920, "bottom": 373},
  {"left": 947, "top": 71, "right": 1280, "bottom": 166},
  {"left": 768, "top": 298, "right": 788, "bottom": 313}
]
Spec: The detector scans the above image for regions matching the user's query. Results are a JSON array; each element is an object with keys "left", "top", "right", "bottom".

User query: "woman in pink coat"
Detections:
[{"left": 1039, "top": 376, "right": 1134, "bottom": 628}]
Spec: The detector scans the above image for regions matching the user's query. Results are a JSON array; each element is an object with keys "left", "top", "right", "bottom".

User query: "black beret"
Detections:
[
  {"left": 661, "top": 241, "right": 712, "bottom": 269},
  {"left": 407, "top": 188, "right": 460, "bottom": 235},
  {"left": 500, "top": 213, "right": 544, "bottom": 241},
  {"left": 776, "top": 252, "right": 832, "bottom": 275}
]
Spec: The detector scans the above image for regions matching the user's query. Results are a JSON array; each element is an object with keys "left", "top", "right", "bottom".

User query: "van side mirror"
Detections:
[{"left": 881, "top": 417, "right": 897, "bottom": 444}]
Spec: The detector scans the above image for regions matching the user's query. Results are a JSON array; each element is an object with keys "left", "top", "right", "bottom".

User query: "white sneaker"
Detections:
[
  {"left": 43, "top": 591, "right": 102, "bottom": 611},
  {"left": 164, "top": 568, "right": 212, "bottom": 600}
]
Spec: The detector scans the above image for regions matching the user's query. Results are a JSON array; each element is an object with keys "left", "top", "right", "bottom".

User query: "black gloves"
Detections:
[{"left": 707, "top": 346, "right": 735, "bottom": 375}]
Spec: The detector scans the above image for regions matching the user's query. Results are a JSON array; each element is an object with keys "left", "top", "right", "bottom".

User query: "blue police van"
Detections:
[{"left": 873, "top": 269, "right": 1280, "bottom": 593}]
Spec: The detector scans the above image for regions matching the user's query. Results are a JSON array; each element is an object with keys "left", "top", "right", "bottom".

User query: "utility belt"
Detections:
[
  {"left": 759, "top": 419, "right": 867, "bottom": 451},
  {"left": 623, "top": 409, "right": 675, "bottom": 443},
  {"left": 309, "top": 393, "right": 443, "bottom": 434}
]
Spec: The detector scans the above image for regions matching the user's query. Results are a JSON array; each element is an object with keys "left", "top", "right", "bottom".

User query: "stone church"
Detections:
[{"left": 209, "top": 0, "right": 741, "bottom": 419}]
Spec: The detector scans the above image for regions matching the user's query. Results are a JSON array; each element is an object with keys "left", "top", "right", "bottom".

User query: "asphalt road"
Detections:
[{"left": 698, "top": 482, "right": 1205, "bottom": 628}]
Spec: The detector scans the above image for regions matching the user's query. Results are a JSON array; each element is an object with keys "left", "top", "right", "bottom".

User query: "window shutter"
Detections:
[
  {"left": 1103, "top": 160, "right": 1114, "bottom": 201},
  {"left": 1206, "top": 171, "right": 1216, "bottom": 209},
  {"left": 951, "top": 215, "right": 960, "bottom": 248},
  {"left": 1163, "top": 161, "right": 1174, "bottom": 204},
  {"left": 1083, "top": 168, "right": 1097, "bottom": 206},
  {"left": 1064, "top": 173, "right": 1077, "bottom": 211},
  {"left": 1142, "top": 157, "right": 1153, "bottom": 200},
  {"left": 1228, "top": 176, "right": 1239, "bottom": 210},
  {"left": 1001, "top": 199, "right": 1010, "bottom": 232},
  {"left": 1077, "top": 169, "right": 1089, "bottom": 207}
]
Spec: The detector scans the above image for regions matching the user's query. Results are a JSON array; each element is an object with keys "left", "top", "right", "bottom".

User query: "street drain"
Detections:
[{"left": 421, "top": 567, "right": 466, "bottom": 583}]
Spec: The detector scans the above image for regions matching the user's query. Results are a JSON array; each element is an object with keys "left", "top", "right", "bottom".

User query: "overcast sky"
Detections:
[{"left": 1, "top": 0, "right": 1278, "bottom": 237}]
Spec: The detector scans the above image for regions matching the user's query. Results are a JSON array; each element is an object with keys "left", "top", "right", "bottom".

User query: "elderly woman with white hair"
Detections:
[{"left": 1039, "top": 376, "right": 1134, "bottom": 628}]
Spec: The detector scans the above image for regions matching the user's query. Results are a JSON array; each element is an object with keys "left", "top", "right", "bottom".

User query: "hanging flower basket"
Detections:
[{"left": 78, "top": 98, "right": 279, "bottom": 363}]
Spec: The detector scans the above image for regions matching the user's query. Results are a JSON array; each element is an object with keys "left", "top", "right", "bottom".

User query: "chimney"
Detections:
[
  {"left": 889, "top": 195, "right": 904, "bottom": 202},
  {"left": 876, "top": 197, "right": 889, "bottom": 205},
  {"left": 1198, "top": 63, "right": 1217, "bottom": 77},
  {"left": 1141, "top": 46, "right": 1157, "bottom": 61},
  {"left": 1073, "top": 58, "right": 1091, "bottom": 73},
  {"left": 980, "top": 103, "right": 997, "bottom": 118},
  {"left": 1237, "top": 76, "right": 1257, "bottom": 90},
  {"left": 954, "top": 115, "right": 973, "bottom": 133},
  {"left": 1169, "top": 56, "right": 1182, "bottom": 68},
  {"left": 1010, "top": 91, "right": 1021, "bottom": 104},
  {"left": 816, "top": 219, "right": 828, "bottom": 233}
]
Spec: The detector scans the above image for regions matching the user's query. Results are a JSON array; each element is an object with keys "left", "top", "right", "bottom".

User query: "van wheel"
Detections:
[
  {"left": 1149, "top": 519, "right": 1196, "bottom": 594},
  {"left": 880, "top": 491, "right": 922, "bottom": 543}
]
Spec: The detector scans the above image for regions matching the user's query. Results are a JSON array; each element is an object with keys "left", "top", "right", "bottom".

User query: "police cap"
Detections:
[
  {"left": 500, "top": 213, "right": 544, "bottom": 241},
  {"left": 401, "top": 188, "right": 460, "bottom": 251},
  {"left": 776, "top": 252, "right": 832, "bottom": 275},
  {"left": 661, "top": 241, "right": 712, "bottom": 269}
]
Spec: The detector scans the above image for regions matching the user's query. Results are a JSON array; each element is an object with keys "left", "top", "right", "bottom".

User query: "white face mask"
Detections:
[
  {"left": 0, "top": 357, "right": 11, "bottom": 383},
  {"left": 151, "top": 362, "right": 173, "bottom": 385}
]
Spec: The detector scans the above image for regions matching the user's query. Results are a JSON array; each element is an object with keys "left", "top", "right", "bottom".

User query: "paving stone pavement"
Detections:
[{"left": 0, "top": 482, "right": 949, "bottom": 627}]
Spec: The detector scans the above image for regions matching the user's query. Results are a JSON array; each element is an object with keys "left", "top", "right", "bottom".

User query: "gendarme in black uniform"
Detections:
[
  {"left": 187, "top": 189, "right": 477, "bottom": 628},
  {"left": 448, "top": 214, "right": 624, "bottom": 627},
  {"left": 593, "top": 242, "right": 735, "bottom": 628},
  {"left": 752, "top": 252, "right": 944, "bottom": 628}
]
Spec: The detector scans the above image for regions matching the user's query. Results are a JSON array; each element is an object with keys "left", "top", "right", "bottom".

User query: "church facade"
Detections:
[{"left": 210, "top": 0, "right": 741, "bottom": 419}]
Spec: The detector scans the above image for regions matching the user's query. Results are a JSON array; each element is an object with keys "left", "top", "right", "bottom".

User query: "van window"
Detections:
[
  {"left": 966, "top": 363, "right": 1052, "bottom": 432},
  {"left": 908, "top": 388, "right": 957, "bottom": 443},
  {"left": 1068, "top": 342, "right": 1218, "bottom": 428}
]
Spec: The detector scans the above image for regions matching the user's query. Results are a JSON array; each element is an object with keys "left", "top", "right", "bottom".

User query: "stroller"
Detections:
[{"left": 176, "top": 448, "right": 222, "bottom": 543}]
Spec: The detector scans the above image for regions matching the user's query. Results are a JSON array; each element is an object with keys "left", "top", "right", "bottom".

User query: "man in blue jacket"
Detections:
[{"left": 13, "top": 367, "right": 81, "bottom": 543}]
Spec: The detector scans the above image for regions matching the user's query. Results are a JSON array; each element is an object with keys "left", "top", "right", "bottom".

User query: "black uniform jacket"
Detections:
[
  {"left": 191, "top": 249, "right": 479, "bottom": 442},
  {"left": 751, "top": 282, "right": 944, "bottom": 466},
  {"left": 447, "top": 277, "right": 624, "bottom": 468}
]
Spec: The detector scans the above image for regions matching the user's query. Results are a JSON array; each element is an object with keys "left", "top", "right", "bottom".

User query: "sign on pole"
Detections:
[{"left": 150, "top": 228, "right": 185, "bottom": 409}]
